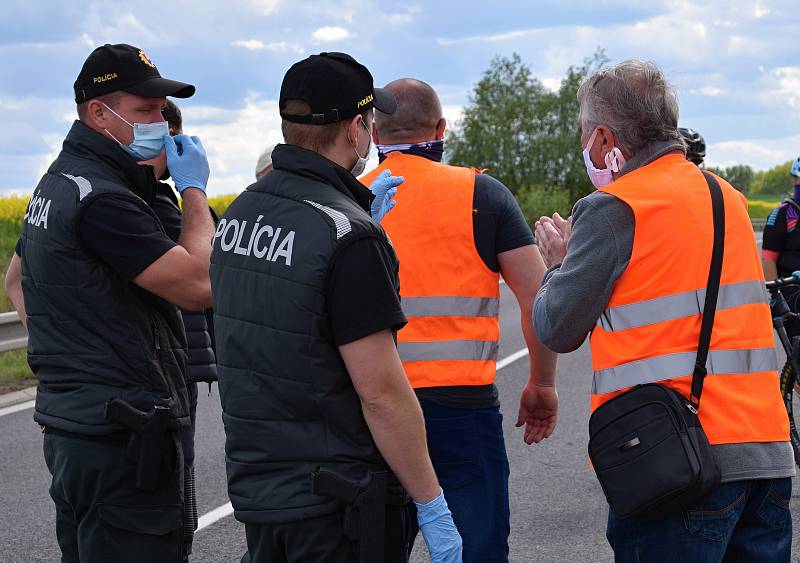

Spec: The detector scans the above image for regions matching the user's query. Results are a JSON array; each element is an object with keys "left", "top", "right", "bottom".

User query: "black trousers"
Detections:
[
  {"left": 43, "top": 427, "right": 184, "bottom": 563},
  {"left": 240, "top": 504, "right": 413, "bottom": 563}
]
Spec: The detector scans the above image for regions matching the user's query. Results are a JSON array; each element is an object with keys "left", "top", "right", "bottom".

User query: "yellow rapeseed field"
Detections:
[
  {"left": 0, "top": 195, "right": 30, "bottom": 227},
  {"left": 207, "top": 193, "right": 238, "bottom": 216},
  {"left": 0, "top": 192, "right": 238, "bottom": 223},
  {"left": 748, "top": 199, "right": 780, "bottom": 220}
]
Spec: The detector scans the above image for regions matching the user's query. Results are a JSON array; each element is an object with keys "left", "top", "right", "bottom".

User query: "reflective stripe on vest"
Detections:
[
  {"left": 402, "top": 296, "right": 500, "bottom": 318},
  {"left": 592, "top": 347, "right": 777, "bottom": 394},
  {"left": 398, "top": 340, "right": 500, "bottom": 363},
  {"left": 597, "top": 280, "right": 768, "bottom": 332},
  {"left": 361, "top": 153, "right": 500, "bottom": 388}
]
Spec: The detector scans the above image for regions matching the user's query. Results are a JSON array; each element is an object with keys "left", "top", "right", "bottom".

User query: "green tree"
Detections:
[
  {"left": 751, "top": 161, "right": 793, "bottom": 197},
  {"left": 446, "top": 49, "right": 607, "bottom": 204},
  {"left": 724, "top": 164, "right": 755, "bottom": 194},
  {"left": 707, "top": 164, "right": 755, "bottom": 195}
]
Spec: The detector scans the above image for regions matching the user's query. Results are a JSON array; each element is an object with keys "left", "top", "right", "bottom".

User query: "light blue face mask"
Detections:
[{"left": 102, "top": 103, "right": 168, "bottom": 161}]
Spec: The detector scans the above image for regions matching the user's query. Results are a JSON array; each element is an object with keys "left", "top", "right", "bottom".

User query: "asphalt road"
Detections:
[{"left": 3, "top": 252, "right": 800, "bottom": 562}]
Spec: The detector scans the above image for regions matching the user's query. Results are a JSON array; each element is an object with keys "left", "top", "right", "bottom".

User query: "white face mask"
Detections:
[
  {"left": 350, "top": 118, "right": 371, "bottom": 177},
  {"left": 582, "top": 128, "right": 626, "bottom": 188}
]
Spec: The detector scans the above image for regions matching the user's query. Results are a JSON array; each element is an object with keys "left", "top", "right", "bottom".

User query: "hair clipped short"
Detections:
[{"left": 281, "top": 100, "right": 368, "bottom": 152}]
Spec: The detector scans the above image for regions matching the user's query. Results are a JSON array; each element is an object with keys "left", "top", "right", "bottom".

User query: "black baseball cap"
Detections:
[
  {"left": 279, "top": 52, "right": 396, "bottom": 125},
  {"left": 73, "top": 43, "right": 195, "bottom": 103}
]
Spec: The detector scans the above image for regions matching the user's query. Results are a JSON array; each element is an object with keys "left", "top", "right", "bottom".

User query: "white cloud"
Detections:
[
  {"left": 383, "top": 6, "right": 422, "bottom": 25},
  {"left": 184, "top": 94, "right": 284, "bottom": 195},
  {"left": 89, "top": 13, "right": 171, "bottom": 48},
  {"left": 245, "top": 0, "right": 281, "bottom": 15},
  {"left": 311, "top": 26, "right": 351, "bottom": 42},
  {"left": 435, "top": 0, "right": 790, "bottom": 75},
  {"left": 708, "top": 135, "right": 800, "bottom": 171},
  {"left": 692, "top": 86, "right": 725, "bottom": 96},
  {"left": 437, "top": 29, "right": 530, "bottom": 46},
  {"left": 754, "top": 3, "right": 770, "bottom": 18},
  {"left": 442, "top": 104, "right": 464, "bottom": 129},
  {"left": 771, "top": 67, "right": 800, "bottom": 109},
  {"left": 231, "top": 39, "right": 304, "bottom": 53},
  {"left": 542, "top": 77, "right": 561, "bottom": 92},
  {"left": 231, "top": 39, "right": 266, "bottom": 50}
]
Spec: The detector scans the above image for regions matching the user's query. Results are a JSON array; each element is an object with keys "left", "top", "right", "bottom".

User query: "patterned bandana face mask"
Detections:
[{"left": 377, "top": 140, "right": 445, "bottom": 163}]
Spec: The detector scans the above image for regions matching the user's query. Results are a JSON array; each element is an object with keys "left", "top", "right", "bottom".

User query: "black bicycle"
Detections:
[{"left": 766, "top": 271, "right": 800, "bottom": 466}]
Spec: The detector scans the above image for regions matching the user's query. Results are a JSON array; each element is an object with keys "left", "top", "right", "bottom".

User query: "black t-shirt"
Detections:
[
  {"left": 473, "top": 173, "right": 536, "bottom": 271},
  {"left": 150, "top": 183, "right": 183, "bottom": 243},
  {"left": 77, "top": 194, "right": 176, "bottom": 280},
  {"left": 763, "top": 200, "right": 800, "bottom": 277},
  {"left": 326, "top": 236, "right": 407, "bottom": 346},
  {"left": 17, "top": 194, "right": 175, "bottom": 281}
]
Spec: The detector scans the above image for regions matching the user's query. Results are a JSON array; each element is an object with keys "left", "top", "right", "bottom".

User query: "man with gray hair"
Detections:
[
  {"left": 534, "top": 60, "right": 793, "bottom": 561},
  {"left": 255, "top": 143, "right": 277, "bottom": 179}
]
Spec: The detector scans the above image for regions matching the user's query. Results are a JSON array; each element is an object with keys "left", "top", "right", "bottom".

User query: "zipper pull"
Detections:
[{"left": 152, "top": 321, "right": 161, "bottom": 350}]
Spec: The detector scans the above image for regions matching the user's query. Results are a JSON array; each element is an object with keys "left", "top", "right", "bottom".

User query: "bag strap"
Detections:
[{"left": 690, "top": 171, "right": 725, "bottom": 409}]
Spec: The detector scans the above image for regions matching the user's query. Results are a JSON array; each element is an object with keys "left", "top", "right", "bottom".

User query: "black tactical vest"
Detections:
[
  {"left": 21, "top": 121, "right": 190, "bottom": 435},
  {"left": 210, "top": 145, "right": 391, "bottom": 524}
]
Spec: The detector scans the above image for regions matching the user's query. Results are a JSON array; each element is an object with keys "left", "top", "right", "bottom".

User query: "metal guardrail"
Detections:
[{"left": 0, "top": 311, "right": 26, "bottom": 353}]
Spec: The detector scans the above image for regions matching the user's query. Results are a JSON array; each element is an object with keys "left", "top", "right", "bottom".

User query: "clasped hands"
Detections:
[{"left": 534, "top": 212, "right": 571, "bottom": 268}]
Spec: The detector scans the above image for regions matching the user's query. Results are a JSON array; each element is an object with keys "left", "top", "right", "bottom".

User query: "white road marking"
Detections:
[
  {"left": 496, "top": 347, "right": 529, "bottom": 370},
  {"left": 195, "top": 346, "right": 531, "bottom": 533},
  {"left": 197, "top": 502, "right": 234, "bottom": 532},
  {"left": 0, "top": 399, "right": 35, "bottom": 418}
]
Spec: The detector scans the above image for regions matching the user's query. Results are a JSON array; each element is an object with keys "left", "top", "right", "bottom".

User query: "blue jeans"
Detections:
[
  {"left": 410, "top": 399, "right": 510, "bottom": 563},
  {"left": 607, "top": 478, "right": 792, "bottom": 562}
]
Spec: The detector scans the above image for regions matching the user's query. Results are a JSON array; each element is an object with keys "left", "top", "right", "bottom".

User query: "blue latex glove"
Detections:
[
  {"left": 164, "top": 134, "right": 210, "bottom": 193},
  {"left": 368, "top": 169, "right": 403, "bottom": 222},
  {"left": 415, "top": 488, "right": 462, "bottom": 563}
]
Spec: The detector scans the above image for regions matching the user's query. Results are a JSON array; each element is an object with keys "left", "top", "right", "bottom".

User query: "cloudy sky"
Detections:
[{"left": 2, "top": 0, "right": 799, "bottom": 196}]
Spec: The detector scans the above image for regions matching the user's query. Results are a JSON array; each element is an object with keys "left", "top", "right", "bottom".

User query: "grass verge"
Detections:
[{"left": 0, "top": 348, "right": 35, "bottom": 395}]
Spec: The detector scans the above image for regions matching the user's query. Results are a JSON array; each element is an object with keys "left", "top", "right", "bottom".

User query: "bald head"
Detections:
[{"left": 374, "top": 78, "right": 444, "bottom": 145}]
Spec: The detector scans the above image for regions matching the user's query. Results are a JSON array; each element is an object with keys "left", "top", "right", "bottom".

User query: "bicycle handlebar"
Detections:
[{"left": 766, "top": 271, "right": 800, "bottom": 291}]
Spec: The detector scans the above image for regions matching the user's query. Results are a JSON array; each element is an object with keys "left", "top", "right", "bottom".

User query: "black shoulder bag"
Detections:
[{"left": 587, "top": 171, "right": 724, "bottom": 521}]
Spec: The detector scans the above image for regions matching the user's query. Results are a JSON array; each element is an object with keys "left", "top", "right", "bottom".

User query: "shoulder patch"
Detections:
[
  {"left": 303, "top": 200, "right": 352, "bottom": 239},
  {"left": 61, "top": 173, "right": 93, "bottom": 201}
]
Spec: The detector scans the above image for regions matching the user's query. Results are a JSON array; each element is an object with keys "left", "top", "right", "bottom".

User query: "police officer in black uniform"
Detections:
[
  {"left": 5, "top": 44, "right": 215, "bottom": 562},
  {"left": 210, "top": 52, "right": 462, "bottom": 563}
]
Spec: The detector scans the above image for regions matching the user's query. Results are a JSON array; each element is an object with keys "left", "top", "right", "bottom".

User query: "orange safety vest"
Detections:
[
  {"left": 362, "top": 153, "right": 500, "bottom": 388},
  {"left": 590, "top": 153, "right": 788, "bottom": 445}
]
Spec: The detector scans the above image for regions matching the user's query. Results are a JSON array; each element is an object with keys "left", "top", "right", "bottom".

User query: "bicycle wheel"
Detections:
[{"left": 779, "top": 359, "right": 800, "bottom": 466}]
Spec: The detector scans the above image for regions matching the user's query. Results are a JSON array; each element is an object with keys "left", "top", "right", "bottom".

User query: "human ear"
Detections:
[
  {"left": 435, "top": 118, "right": 447, "bottom": 140},
  {"left": 86, "top": 99, "right": 110, "bottom": 128}
]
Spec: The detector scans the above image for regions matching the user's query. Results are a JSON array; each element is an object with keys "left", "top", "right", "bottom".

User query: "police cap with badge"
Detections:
[
  {"left": 73, "top": 43, "right": 195, "bottom": 103},
  {"left": 279, "top": 52, "right": 396, "bottom": 125}
]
